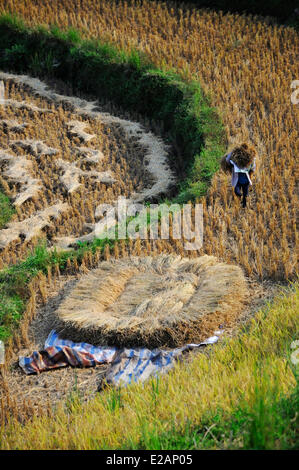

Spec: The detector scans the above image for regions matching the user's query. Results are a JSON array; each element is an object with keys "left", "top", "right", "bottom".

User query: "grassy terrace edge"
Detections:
[
  {"left": 0, "top": 13, "right": 226, "bottom": 342},
  {"left": 0, "top": 189, "right": 14, "bottom": 230}
]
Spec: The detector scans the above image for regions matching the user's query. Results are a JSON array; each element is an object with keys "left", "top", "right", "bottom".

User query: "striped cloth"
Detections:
[
  {"left": 19, "top": 331, "right": 117, "bottom": 375},
  {"left": 19, "top": 331, "right": 219, "bottom": 386},
  {"left": 105, "top": 339, "right": 218, "bottom": 386}
]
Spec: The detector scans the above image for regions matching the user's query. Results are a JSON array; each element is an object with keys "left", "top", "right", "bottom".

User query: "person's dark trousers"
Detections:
[{"left": 234, "top": 173, "right": 249, "bottom": 207}]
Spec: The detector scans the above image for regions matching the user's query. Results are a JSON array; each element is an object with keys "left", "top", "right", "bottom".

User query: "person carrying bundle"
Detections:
[{"left": 221, "top": 143, "right": 256, "bottom": 208}]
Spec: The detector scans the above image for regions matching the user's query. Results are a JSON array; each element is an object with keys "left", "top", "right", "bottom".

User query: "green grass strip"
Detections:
[{"left": 0, "top": 189, "right": 14, "bottom": 229}]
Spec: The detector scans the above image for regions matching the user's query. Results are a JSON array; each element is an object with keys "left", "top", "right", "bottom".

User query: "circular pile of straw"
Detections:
[{"left": 55, "top": 255, "right": 248, "bottom": 347}]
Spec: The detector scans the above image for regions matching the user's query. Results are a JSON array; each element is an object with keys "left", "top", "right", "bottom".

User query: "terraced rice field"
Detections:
[
  {"left": 0, "top": 73, "right": 175, "bottom": 264},
  {"left": 0, "top": 0, "right": 298, "bottom": 451},
  {"left": 0, "top": 0, "right": 297, "bottom": 280}
]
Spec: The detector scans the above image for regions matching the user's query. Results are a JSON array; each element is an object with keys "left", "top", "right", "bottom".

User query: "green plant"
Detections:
[
  {"left": 0, "top": 291, "right": 24, "bottom": 341},
  {"left": 103, "top": 387, "right": 123, "bottom": 413},
  {"left": 0, "top": 190, "right": 14, "bottom": 229},
  {"left": 3, "top": 43, "right": 27, "bottom": 68}
]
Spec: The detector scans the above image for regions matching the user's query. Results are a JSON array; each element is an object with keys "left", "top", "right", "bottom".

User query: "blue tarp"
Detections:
[{"left": 19, "top": 330, "right": 219, "bottom": 386}]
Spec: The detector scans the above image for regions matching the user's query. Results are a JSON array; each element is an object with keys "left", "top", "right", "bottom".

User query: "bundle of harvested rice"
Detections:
[
  {"left": 220, "top": 154, "right": 232, "bottom": 174},
  {"left": 55, "top": 255, "right": 248, "bottom": 347}
]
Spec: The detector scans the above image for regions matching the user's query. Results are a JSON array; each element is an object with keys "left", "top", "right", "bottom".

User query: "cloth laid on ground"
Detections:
[
  {"left": 19, "top": 330, "right": 219, "bottom": 386},
  {"left": 104, "top": 338, "right": 218, "bottom": 387},
  {"left": 19, "top": 330, "right": 117, "bottom": 374}
]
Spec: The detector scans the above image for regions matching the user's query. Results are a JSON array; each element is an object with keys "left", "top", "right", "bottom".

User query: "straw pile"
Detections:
[
  {"left": 55, "top": 255, "right": 249, "bottom": 347},
  {"left": 220, "top": 154, "right": 232, "bottom": 174}
]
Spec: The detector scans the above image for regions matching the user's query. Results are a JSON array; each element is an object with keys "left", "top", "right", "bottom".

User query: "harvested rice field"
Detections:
[
  {"left": 0, "top": 73, "right": 176, "bottom": 264},
  {"left": 1, "top": 267, "right": 280, "bottom": 418},
  {"left": 0, "top": 0, "right": 298, "bottom": 452}
]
